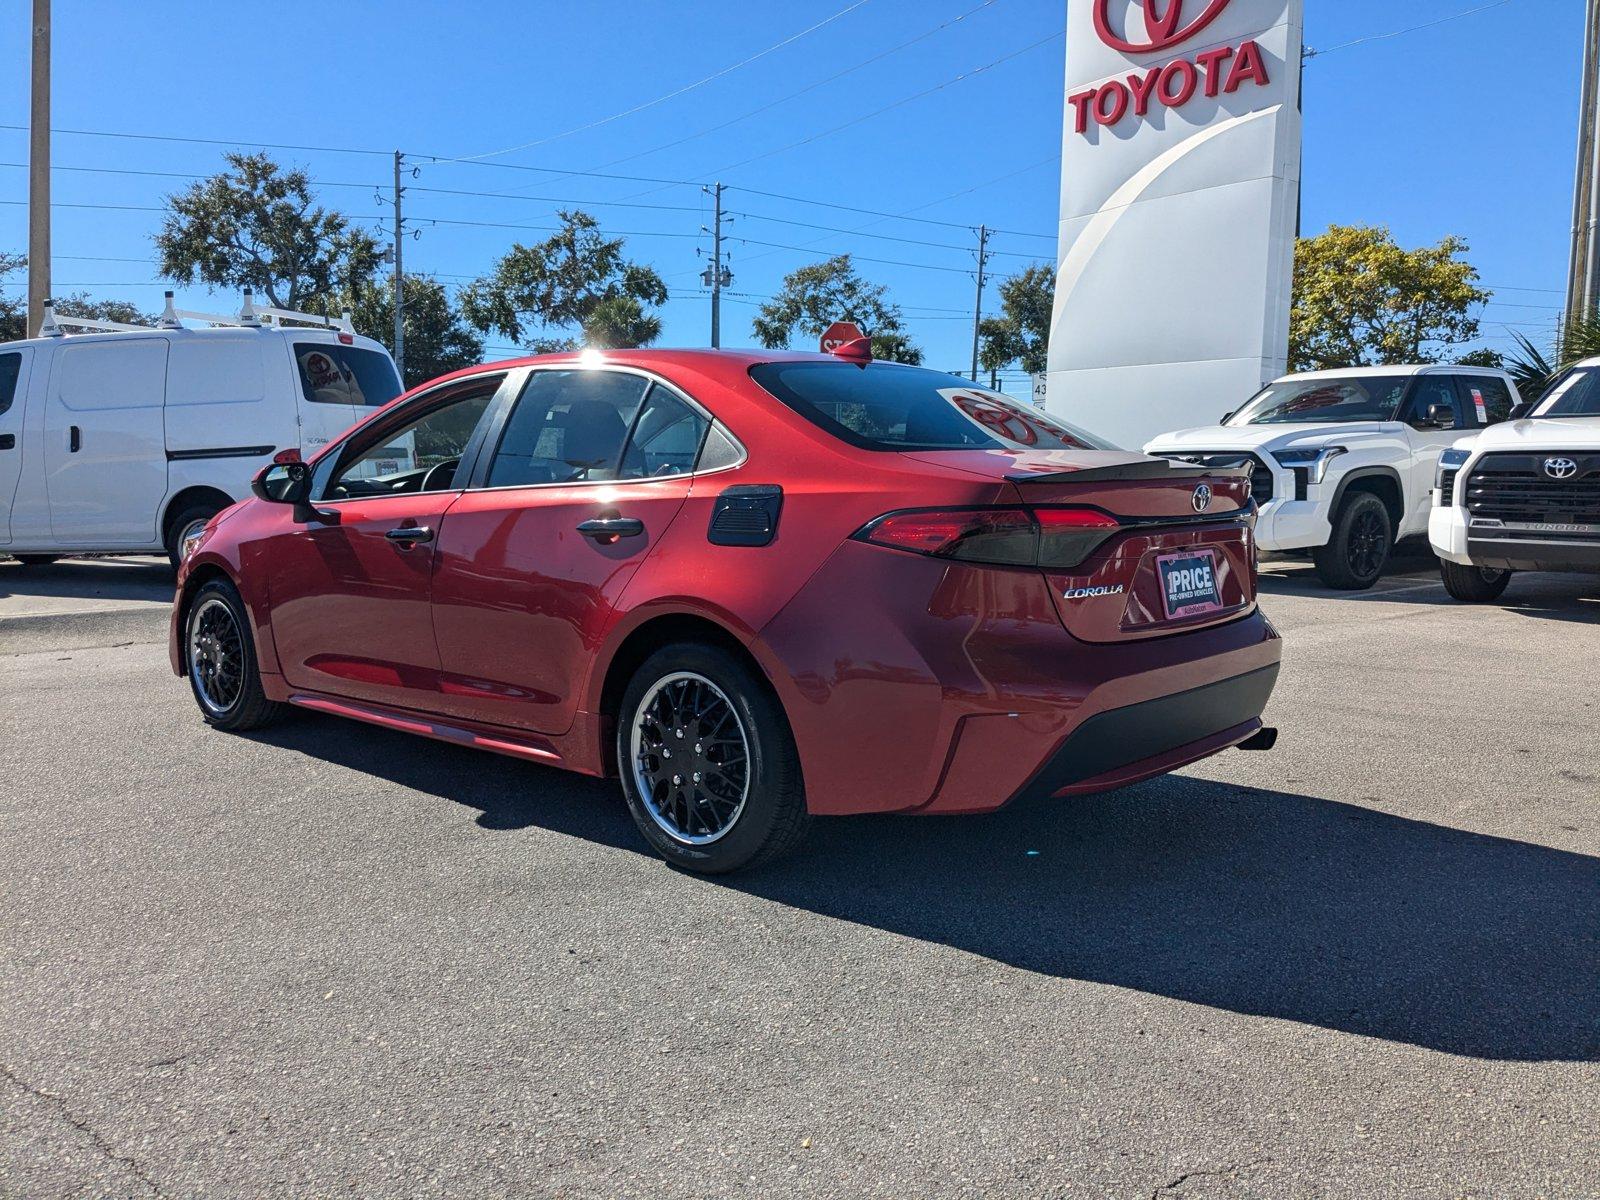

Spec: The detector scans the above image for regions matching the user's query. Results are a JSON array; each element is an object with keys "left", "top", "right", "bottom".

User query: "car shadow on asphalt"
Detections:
[
  {"left": 1258, "top": 565, "right": 1600, "bottom": 621},
  {"left": 253, "top": 715, "right": 1599, "bottom": 1064}
]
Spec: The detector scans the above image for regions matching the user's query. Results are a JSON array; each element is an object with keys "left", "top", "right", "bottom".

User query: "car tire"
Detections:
[
  {"left": 1440, "top": 559, "right": 1512, "bottom": 603},
  {"left": 10, "top": 554, "right": 62, "bottom": 566},
  {"left": 183, "top": 578, "right": 287, "bottom": 732},
  {"left": 165, "top": 501, "right": 226, "bottom": 570},
  {"left": 616, "top": 642, "right": 809, "bottom": 874},
  {"left": 1314, "top": 492, "right": 1393, "bottom": 590}
]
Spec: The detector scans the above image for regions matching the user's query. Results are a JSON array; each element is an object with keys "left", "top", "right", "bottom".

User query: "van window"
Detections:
[
  {"left": 0, "top": 352, "right": 19, "bottom": 416},
  {"left": 55, "top": 340, "right": 167, "bottom": 411},
  {"left": 168, "top": 338, "right": 267, "bottom": 406},
  {"left": 294, "top": 343, "right": 402, "bottom": 407}
]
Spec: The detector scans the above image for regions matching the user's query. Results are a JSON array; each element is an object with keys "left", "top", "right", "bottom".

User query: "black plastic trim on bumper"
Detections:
[
  {"left": 1467, "top": 537, "right": 1600, "bottom": 572},
  {"left": 1012, "top": 663, "right": 1281, "bottom": 804}
]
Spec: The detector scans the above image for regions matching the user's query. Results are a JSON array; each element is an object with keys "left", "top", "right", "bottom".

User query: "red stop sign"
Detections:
[{"left": 820, "top": 321, "right": 865, "bottom": 353}]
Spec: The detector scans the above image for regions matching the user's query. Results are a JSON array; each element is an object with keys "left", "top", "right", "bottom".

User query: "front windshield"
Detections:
[
  {"left": 1532, "top": 367, "right": 1600, "bottom": 418},
  {"left": 1227, "top": 375, "right": 1409, "bottom": 426}
]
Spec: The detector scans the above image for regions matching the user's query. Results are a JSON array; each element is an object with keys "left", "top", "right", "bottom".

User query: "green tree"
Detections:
[
  {"left": 1505, "top": 308, "right": 1600, "bottom": 404},
  {"left": 1290, "top": 225, "right": 1490, "bottom": 371},
  {"left": 978, "top": 263, "right": 1054, "bottom": 378},
  {"left": 751, "top": 255, "right": 923, "bottom": 365},
  {"left": 0, "top": 251, "right": 24, "bottom": 342},
  {"left": 347, "top": 274, "right": 484, "bottom": 389},
  {"left": 155, "top": 152, "right": 381, "bottom": 311},
  {"left": 460, "top": 211, "right": 667, "bottom": 352}
]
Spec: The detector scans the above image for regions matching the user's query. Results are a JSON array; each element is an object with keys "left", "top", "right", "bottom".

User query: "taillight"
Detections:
[{"left": 855, "top": 507, "right": 1119, "bottom": 569}]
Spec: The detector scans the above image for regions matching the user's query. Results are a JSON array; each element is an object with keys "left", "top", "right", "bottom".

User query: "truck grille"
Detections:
[
  {"left": 1154, "top": 452, "right": 1273, "bottom": 505},
  {"left": 1464, "top": 453, "right": 1600, "bottom": 524}
]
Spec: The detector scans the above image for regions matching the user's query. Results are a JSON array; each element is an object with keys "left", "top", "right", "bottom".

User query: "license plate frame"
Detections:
[{"left": 1156, "top": 548, "right": 1224, "bottom": 620}]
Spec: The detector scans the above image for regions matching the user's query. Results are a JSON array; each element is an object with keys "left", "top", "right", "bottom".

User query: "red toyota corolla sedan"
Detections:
[{"left": 171, "top": 347, "right": 1281, "bottom": 873}]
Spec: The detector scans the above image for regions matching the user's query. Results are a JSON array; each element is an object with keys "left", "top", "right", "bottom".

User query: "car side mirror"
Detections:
[
  {"left": 1419, "top": 402, "right": 1456, "bottom": 430},
  {"left": 252, "top": 460, "right": 312, "bottom": 511},
  {"left": 1221, "top": 410, "right": 1235, "bottom": 423}
]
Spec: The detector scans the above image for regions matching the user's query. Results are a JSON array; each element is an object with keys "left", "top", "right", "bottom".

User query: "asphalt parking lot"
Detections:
[{"left": 2, "top": 553, "right": 1596, "bottom": 1199}]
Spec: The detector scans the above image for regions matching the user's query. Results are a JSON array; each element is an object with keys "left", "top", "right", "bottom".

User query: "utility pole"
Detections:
[
  {"left": 1567, "top": 0, "right": 1600, "bottom": 332},
  {"left": 392, "top": 150, "right": 406, "bottom": 382},
  {"left": 27, "top": 0, "right": 50, "bottom": 338},
  {"left": 969, "top": 224, "right": 990, "bottom": 382},
  {"left": 702, "top": 182, "right": 730, "bottom": 348}
]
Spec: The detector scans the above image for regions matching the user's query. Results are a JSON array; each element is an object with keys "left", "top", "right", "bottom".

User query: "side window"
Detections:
[
  {"left": 326, "top": 377, "right": 500, "bottom": 499},
  {"left": 0, "top": 352, "right": 19, "bottom": 417},
  {"left": 1459, "top": 376, "right": 1513, "bottom": 425},
  {"left": 619, "top": 385, "right": 710, "bottom": 479},
  {"left": 486, "top": 370, "right": 648, "bottom": 488},
  {"left": 295, "top": 343, "right": 403, "bottom": 408},
  {"left": 1407, "top": 377, "right": 1462, "bottom": 428}
]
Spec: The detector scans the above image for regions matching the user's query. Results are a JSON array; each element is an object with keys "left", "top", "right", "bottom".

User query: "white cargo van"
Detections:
[{"left": 0, "top": 294, "right": 402, "bottom": 566}]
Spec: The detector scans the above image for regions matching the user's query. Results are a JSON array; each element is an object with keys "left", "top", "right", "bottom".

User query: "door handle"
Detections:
[
  {"left": 69, "top": 426, "right": 81, "bottom": 453},
  {"left": 576, "top": 516, "right": 645, "bottom": 543},
  {"left": 0, "top": 434, "right": 13, "bottom": 451},
  {"left": 384, "top": 525, "right": 434, "bottom": 546}
]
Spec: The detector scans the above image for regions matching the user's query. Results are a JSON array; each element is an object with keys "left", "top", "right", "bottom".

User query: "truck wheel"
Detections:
[
  {"left": 9, "top": 554, "right": 62, "bottom": 566},
  {"left": 165, "top": 501, "right": 226, "bottom": 569},
  {"left": 1314, "top": 493, "right": 1392, "bottom": 590},
  {"left": 1440, "top": 560, "right": 1512, "bottom": 603}
]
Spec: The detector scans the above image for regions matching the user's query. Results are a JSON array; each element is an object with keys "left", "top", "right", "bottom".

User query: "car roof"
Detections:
[{"left": 1270, "top": 364, "right": 1509, "bottom": 383}]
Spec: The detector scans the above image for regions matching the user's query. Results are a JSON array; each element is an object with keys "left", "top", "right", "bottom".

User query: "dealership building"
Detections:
[{"left": 1047, "top": 0, "right": 1304, "bottom": 448}]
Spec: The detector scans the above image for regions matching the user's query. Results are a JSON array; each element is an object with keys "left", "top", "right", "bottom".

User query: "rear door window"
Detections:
[
  {"left": 1457, "top": 376, "right": 1513, "bottom": 425},
  {"left": 485, "top": 370, "right": 649, "bottom": 488},
  {"left": 0, "top": 352, "right": 19, "bottom": 416},
  {"left": 618, "top": 386, "right": 710, "bottom": 479},
  {"left": 294, "top": 342, "right": 402, "bottom": 407},
  {"left": 749, "top": 361, "right": 1114, "bottom": 452}
]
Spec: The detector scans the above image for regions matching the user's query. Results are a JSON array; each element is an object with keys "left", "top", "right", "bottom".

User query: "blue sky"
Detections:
[{"left": 0, "top": 0, "right": 1584, "bottom": 382}]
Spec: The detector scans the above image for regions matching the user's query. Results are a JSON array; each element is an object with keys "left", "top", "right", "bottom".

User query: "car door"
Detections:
[
  {"left": 1400, "top": 375, "right": 1466, "bottom": 536},
  {"left": 428, "top": 368, "right": 712, "bottom": 735},
  {"left": 0, "top": 348, "right": 29, "bottom": 545},
  {"left": 265, "top": 372, "right": 505, "bottom": 713},
  {"left": 44, "top": 337, "right": 169, "bottom": 544}
]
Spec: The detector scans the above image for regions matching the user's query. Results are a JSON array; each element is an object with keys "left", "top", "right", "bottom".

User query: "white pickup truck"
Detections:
[
  {"left": 1430, "top": 356, "right": 1600, "bottom": 602},
  {"left": 1146, "top": 365, "right": 1522, "bottom": 589}
]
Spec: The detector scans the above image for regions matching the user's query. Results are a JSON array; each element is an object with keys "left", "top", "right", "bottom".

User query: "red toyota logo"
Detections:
[{"left": 1094, "top": 0, "right": 1232, "bottom": 53}]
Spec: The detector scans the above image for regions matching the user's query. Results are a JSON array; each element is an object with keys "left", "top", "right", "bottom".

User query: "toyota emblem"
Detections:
[
  {"left": 1094, "top": 0, "right": 1233, "bottom": 54},
  {"left": 1192, "top": 484, "right": 1213, "bottom": 513},
  {"left": 1544, "top": 457, "right": 1579, "bottom": 480}
]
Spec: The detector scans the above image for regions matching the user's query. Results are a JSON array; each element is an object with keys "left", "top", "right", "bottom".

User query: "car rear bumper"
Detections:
[{"left": 756, "top": 541, "right": 1283, "bottom": 817}]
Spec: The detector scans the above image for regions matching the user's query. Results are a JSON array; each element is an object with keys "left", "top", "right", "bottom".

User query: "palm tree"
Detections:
[{"left": 1504, "top": 309, "right": 1600, "bottom": 404}]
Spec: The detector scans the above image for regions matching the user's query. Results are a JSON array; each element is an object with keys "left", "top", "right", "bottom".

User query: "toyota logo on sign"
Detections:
[
  {"left": 1094, "top": 0, "right": 1233, "bottom": 53},
  {"left": 1544, "top": 457, "right": 1579, "bottom": 480}
]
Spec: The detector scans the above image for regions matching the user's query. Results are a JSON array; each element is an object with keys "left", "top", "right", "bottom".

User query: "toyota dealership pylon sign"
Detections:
[{"left": 1046, "top": 0, "right": 1304, "bottom": 449}]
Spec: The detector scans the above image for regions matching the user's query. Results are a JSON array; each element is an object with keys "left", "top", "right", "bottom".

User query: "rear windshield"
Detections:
[
  {"left": 1533, "top": 367, "right": 1600, "bottom": 417},
  {"left": 749, "top": 362, "right": 1115, "bottom": 452},
  {"left": 295, "top": 342, "right": 403, "bottom": 407},
  {"left": 1227, "top": 375, "right": 1409, "bottom": 425}
]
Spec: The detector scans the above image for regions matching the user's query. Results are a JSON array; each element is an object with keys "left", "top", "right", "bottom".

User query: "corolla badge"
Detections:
[
  {"left": 1093, "top": 0, "right": 1233, "bottom": 54},
  {"left": 1063, "top": 584, "right": 1127, "bottom": 601},
  {"left": 1192, "top": 484, "right": 1213, "bottom": 513},
  {"left": 1544, "top": 457, "right": 1579, "bottom": 480}
]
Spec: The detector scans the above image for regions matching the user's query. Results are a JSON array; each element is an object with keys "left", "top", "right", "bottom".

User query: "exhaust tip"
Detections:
[{"left": 1238, "top": 726, "right": 1278, "bottom": 752}]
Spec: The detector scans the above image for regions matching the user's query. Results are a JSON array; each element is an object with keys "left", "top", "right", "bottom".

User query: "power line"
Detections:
[
  {"left": 433, "top": 0, "right": 873, "bottom": 164},
  {"left": 0, "top": 122, "right": 389, "bottom": 157},
  {"left": 697, "top": 28, "right": 1064, "bottom": 178},
  {"left": 1303, "top": 0, "right": 1521, "bottom": 59},
  {"left": 731, "top": 236, "right": 977, "bottom": 274},
  {"left": 502, "top": 0, "right": 1004, "bottom": 192}
]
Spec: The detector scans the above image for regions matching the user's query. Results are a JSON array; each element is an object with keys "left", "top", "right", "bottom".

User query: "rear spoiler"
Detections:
[{"left": 1005, "top": 453, "right": 1251, "bottom": 486}]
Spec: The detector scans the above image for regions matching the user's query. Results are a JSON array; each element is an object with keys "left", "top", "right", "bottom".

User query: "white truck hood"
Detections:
[
  {"left": 1145, "top": 422, "right": 1399, "bottom": 455},
  {"left": 1455, "top": 416, "right": 1600, "bottom": 454}
]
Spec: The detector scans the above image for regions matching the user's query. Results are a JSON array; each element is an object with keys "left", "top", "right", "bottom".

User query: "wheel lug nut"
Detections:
[
  {"left": 693, "top": 772, "right": 701, "bottom": 783},
  {"left": 673, "top": 775, "right": 682, "bottom": 785},
  {"left": 675, "top": 729, "right": 684, "bottom": 739},
  {"left": 694, "top": 743, "right": 702, "bottom": 753}
]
